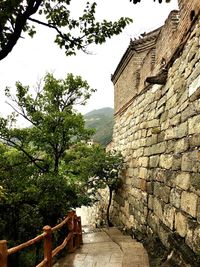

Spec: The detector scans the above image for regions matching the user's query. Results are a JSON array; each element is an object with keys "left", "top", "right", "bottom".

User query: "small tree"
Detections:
[
  {"left": 88, "top": 149, "right": 124, "bottom": 226},
  {"left": 64, "top": 144, "right": 124, "bottom": 226}
]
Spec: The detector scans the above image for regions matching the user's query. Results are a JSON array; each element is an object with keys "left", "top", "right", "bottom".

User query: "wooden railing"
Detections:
[{"left": 0, "top": 211, "right": 83, "bottom": 267}]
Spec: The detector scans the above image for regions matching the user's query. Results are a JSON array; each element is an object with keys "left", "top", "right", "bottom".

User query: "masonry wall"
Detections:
[
  {"left": 114, "top": 51, "right": 146, "bottom": 112},
  {"left": 111, "top": 1, "right": 200, "bottom": 263}
]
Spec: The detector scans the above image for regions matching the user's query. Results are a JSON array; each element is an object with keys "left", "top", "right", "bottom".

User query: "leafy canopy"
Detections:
[
  {"left": 0, "top": 72, "right": 95, "bottom": 174},
  {"left": 0, "top": 0, "right": 132, "bottom": 60}
]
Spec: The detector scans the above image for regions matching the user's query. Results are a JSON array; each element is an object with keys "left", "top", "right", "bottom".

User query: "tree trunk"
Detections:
[
  {"left": 54, "top": 154, "right": 59, "bottom": 174},
  {"left": 106, "top": 187, "right": 113, "bottom": 227}
]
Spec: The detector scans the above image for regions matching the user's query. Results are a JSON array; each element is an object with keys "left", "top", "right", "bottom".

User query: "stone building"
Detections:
[{"left": 110, "top": 0, "right": 200, "bottom": 265}]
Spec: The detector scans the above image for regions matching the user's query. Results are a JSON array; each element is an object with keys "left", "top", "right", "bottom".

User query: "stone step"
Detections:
[{"left": 53, "top": 226, "right": 149, "bottom": 267}]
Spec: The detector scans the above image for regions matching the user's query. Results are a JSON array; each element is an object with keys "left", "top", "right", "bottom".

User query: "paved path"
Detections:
[{"left": 54, "top": 227, "right": 149, "bottom": 267}]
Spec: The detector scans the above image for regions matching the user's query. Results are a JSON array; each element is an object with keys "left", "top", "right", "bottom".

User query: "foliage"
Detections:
[
  {"left": 0, "top": 73, "right": 100, "bottom": 266},
  {"left": 0, "top": 0, "right": 132, "bottom": 60},
  {"left": 88, "top": 149, "right": 124, "bottom": 226},
  {"left": 84, "top": 107, "right": 114, "bottom": 146},
  {"left": 130, "top": 0, "right": 171, "bottom": 3},
  {"left": 0, "top": 72, "right": 123, "bottom": 263},
  {"left": 0, "top": 72, "right": 95, "bottom": 175}
]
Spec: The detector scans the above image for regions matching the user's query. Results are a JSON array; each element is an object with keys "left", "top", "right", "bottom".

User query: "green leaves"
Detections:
[
  {"left": 130, "top": 0, "right": 171, "bottom": 3},
  {"left": 0, "top": 72, "right": 95, "bottom": 175},
  {"left": 0, "top": 0, "right": 132, "bottom": 60}
]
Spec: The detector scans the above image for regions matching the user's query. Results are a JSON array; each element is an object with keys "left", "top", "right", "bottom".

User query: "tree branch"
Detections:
[
  {"left": 28, "top": 17, "right": 65, "bottom": 37},
  {"left": 0, "top": 0, "right": 42, "bottom": 60},
  {"left": 0, "top": 135, "right": 47, "bottom": 172}
]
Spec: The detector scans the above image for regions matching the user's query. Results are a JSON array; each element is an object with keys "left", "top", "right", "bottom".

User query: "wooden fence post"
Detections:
[
  {"left": 0, "top": 240, "right": 8, "bottom": 267},
  {"left": 77, "top": 216, "right": 83, "bottom": 244},
  {"left": 73, "top": 215, "right": 79, "bottom": 249},
  {"left": 43, "top": 225, "right": 52, "bottom": 267},
  {"left": 67, "top": 212, "right": 75, "bottom": 253}
]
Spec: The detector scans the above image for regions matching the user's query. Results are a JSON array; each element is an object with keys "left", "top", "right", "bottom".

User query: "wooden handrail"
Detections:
[
  {"left": 0, "top": 211, "right": 83, "bottom": 267},
  {"left": 7, "top": 233, "right": 46, "bottom": 256}
]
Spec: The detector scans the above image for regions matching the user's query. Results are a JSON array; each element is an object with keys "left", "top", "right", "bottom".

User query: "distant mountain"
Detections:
[{"left": 84, "top": 107, "right": 114, "bottom": 146}]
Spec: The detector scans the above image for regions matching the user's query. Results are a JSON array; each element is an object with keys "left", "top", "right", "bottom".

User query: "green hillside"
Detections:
[{"left": 84, "top": 107, "right": 114, "bottom": 146}]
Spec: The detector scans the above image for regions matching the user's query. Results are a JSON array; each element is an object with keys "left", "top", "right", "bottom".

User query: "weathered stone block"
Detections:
[
  {"left": 175, "top": 212, "right": 188, "bottom": 237},
  {"left": 148, "top": 142, "right": 166, "bottom": 156},
  {"left": 166, "top": 94, "right": 177, "bottom": 110},
  {"left": 149, "top": 155, "right": 160, "bottom": 168},
  {"left": 169, "top": 113, "right": 181, "bottom": 126},
  {"left": 153, "top": 197, "right": 163, "bottom": 218},
  {"left": 166, "top": 140, "right": 175, "bottom": 153},
  {"left": 146, "top": 119, "right": 160, "bottom": 128},
  {"left": 174, "top": 138, "right": 189, "bottom": 154},
  {"left": 138, "top": 167, "right": 148, "bottom": 180},
  {"left": 188, "top": 74, "right": 200, "bottom": 100},
  {"left": 170, "top": 188, "right": 181, "bottom": 208},
  {"left": 138, "top": 157, "right": 149, "bottom": 167},
  {"left": 190, "top": 173, "right": 200, "bottom": 196},
  {"left": 177, "top": 100, "right": 188, "bottom": 113},
  {"left": 164, "top": 127, "right": 176, "bottom": 140},
  {"left": 168, "top": 105, "right": 179, "bottom": 119},
  {"left": 193, "top": 226, "right": 200, "bottom": 253},
  {"left": 147, "top": 182, "right": 154, "bottom": 194},
  {"left": 154, "top": 182, "right": 162, "bottom": 197},
  {"left": 181, "top": 150, "right": 200, "bottom": 172},
  {"left": 139, "top": 179, "right": 147, "bottom": 191},
  {"left": 158, "top": 223, "right": 171, "bottom": 248},
  {"left": 148, "top": 195, "right": 154, "bottom": 210},
  {"left": 146, "top": 134, "right": 158, "bottom": 146},
  {"left": 176, "top": 121, "right": 188, "bottom": 138},
  {"left": 181, "top": 191, "right": 198, "bottom": 218},
  {"left": 189, "top": 133, "right": 200, "bottom": 148},
  {"left": 188, "top": 114, "right": 200, "bottom": 135},
  {"left": 132, "top": 177, "right": 140, "bottom": 189},
  {"left": 127, "top": 167, "right": 135, "bottom": 177},
  {"left": 172, "top": 155, "right": 182, "bottom": 170},
  {"left": 197, "top": 197, "right": 200, "bottom": 224},
  {"left": 160, "top": 111, "right": 168, "bottom": 123},
  {"left": 159, "top": 154, "right": 173, "bottom": 169},
  {"left": 133, "top": 147, "right": 144, "bottom": 158},
  {"left": 163, "top": 204, "right": 175, "bottom": 230},
  {"left": 155, "top": 106, "right": 164, "bottom": 119},
  {"left": 154, "top": 183, "right": 170, "bottom": 203},
  {"left": 158, "top": 131, "right": 165, "bottom": 142},
  {"left": 181, "top": 104, "right": 196, "bottom": 122},
  {"left": 157, "top": 95, "right": 166, "bottom": 109},
  {"left": 174, "top": 172, "right": 190, "bottom": 190},
  {"left": 147, "top": 212, "right": 159, "bottom": 232},
  {"left": 161, "top": 120, "right": 170, "bottom": 131},
  {"left": 130, "top": 158, "right": 139, "bottom": 168},
  {"left": 185, "top": 228, "right": 194, "bottom": 251}
]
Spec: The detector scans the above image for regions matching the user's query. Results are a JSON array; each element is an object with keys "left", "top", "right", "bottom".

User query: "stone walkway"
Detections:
[{"left": 53, "top": 227, "right": 149, "bottom": 267}]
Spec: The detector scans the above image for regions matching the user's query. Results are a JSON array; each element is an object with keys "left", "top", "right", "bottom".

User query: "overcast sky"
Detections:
[{"left": 0, "top": 0, "right": 178, "bottom": 118}]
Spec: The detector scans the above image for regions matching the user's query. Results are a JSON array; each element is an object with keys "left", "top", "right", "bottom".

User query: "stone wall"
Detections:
[
  {"left": 110, "top": 0, "right": 200, "bottom": 265},
  {"left": 76, "top": 188, "right": 109, "bottom": 227}
]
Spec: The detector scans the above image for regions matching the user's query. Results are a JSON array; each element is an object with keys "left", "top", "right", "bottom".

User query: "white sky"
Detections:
[{"left": 0, "top": 0, "right": 178, "bottom": 118}]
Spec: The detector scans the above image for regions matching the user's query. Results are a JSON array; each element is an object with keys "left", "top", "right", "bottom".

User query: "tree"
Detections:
[
  {"left": 0, "top": 0, "right": 132, "bottom": 60},
  {"left": 62, "top": 143, "right": 124, "bottom": 226},
  {"left": 130, "top": 0, "right": 171, "bottom": 3},
  {"left": 0, "top": 73, "right": 97, "bottom": 225},
  {"left": 88, "top": 149, "right": 124, "bottom": 226},
  {"left": 0, "top": 73, "right": 104, "bottom": 266},
  {"left": 1, "top": 73, "right": 94, "bottom": 174}
]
